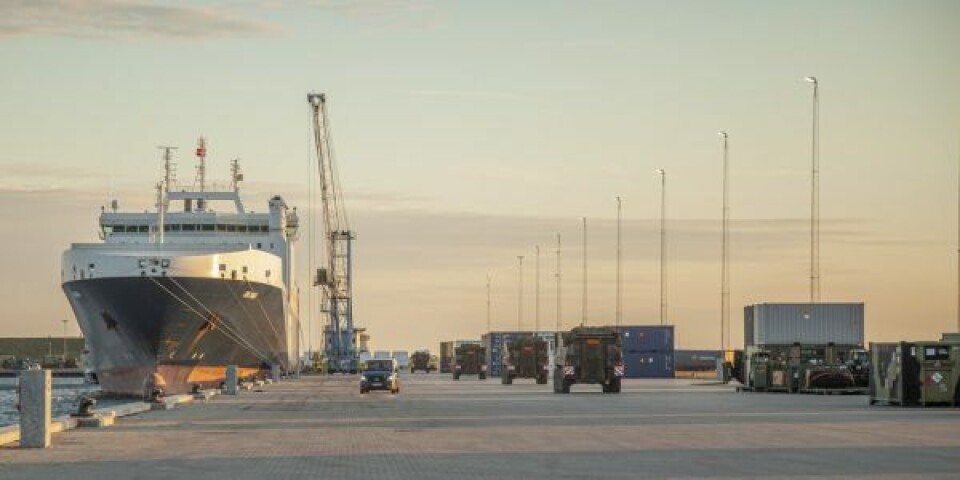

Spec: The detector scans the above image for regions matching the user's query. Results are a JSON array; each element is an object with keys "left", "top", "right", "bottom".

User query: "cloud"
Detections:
[{"left": 0, "top": 0, "right": 282, "bottom": 40}]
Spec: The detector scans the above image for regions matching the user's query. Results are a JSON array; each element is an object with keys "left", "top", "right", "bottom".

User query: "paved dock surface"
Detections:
[{"left": 2, "top": 375, "right": 960, "bottom": 479}]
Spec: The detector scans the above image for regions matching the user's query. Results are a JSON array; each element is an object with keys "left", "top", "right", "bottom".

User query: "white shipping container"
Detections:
[{"left": 744, "top": 302, "right": 864, "bottom": 346}]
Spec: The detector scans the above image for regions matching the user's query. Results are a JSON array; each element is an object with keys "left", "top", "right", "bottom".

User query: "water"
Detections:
[{"left": 0, "top": 379, "right": 103, "bottom": 427}]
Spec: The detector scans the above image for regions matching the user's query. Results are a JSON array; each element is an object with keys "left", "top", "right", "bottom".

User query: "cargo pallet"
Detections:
[
  {"left": 799, "top": 387, "right": 867, "bottom": 395},
  {"left": 736, "top": 386, "right": 866, "bottom": 395}
]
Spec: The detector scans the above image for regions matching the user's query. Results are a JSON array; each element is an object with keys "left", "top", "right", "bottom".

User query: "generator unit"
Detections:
[
  {"left": 869, "top": 341, "right": 960, "bottom": 407},
  {"left": 739, "top": 343, "right": 867, "bottom": 394}
]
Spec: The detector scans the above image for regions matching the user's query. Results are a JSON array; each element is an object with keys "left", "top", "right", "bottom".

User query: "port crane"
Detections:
[{"left": 308, "top": 93, "right": 357, "bottom": 374}]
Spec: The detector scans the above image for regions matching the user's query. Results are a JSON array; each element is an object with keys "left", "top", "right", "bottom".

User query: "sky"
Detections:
[{"left": 1, "top": 0, "right": 959, "bottom": 353}]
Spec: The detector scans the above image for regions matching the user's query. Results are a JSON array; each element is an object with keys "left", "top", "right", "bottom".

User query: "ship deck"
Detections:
[{"left": 3, "top": 375, "right": 960, "bottom": 478}]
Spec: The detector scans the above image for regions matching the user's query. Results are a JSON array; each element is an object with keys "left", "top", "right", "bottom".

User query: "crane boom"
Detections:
[{"left": 308, "top": 93, "right": 357, "bottom": 373}]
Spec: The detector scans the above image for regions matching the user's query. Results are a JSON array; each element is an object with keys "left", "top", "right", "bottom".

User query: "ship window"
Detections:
[
  {"left": 169, "top": 224, "right": 181, "bottom": 231},
  {"left": 103, "top": 225, "right": 114, "bottom": 234},
  {"left": 231, "top": 270, "right": 237, "bottom": 280},
  {"left": 160, "top": 259, "right": 170, "bottom": 268},
  {"left": 112, "top": 225, "right": 125, "bottom": 233},
  {"left": 201, "top": 224, "right": 215, "bottom": 232},
  {"left": 219, "top": 264, "right": 226, "bottom": 271},
  {"left": 226, "top": 225, "right": 237, "bottom": 232},
  {"left": 138, "top": 225, "right": 149, "bottom": 233},
  {"left": 261, "top": 225, "right": 270, "bottom": 232},
  {"left": 265, "top": 270, "right": 271, "bottom": 278},
  {"left": 163, "top": 224, "right": 171, "bottom": 232},
  {"left": 237, "top": 225, "right": 248, "bottom": 233},
  {"left": 256, "top": 243, "right": 262, "bottom": 249},
  {"left": 89, "top": 264, "right": 95, "bottom": 269},
  {"left": 216, "top": 224, "right": 227, "bottom": 232},
  {"left": 242, "top": 266, "right": 248, "bottom": 274},
  {"left": 138, "top": 259, "right": 146, "bottom": 268},
  {"left": 182, "top": 224, "right": 197, "bottom": 232}
]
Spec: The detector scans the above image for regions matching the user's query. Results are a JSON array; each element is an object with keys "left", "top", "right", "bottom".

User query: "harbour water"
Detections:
[{"left": 0, "top": 378, "right": 101, "bottom": 427}]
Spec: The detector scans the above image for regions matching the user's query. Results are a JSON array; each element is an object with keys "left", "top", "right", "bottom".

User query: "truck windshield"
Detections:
[{"left": 365, "top": 361, "right": 392, "bottom": 371}]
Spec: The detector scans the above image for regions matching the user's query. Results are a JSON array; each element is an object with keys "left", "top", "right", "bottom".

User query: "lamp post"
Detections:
[
  {"left": 805, "top": 76, "right": 820, "bottom": 305},
  {"left": 656, "top": 169, "right": 667, "bottom": 326},
  {"left": 719, "top": 131, "right": 730, "bottom": 354},
  {"left": 517, "top": 255, "right": 524, "bottom": 331},
  {"left": 616, "top": 196, "right": 623, "bottom": 328},
  {"left": 555, "top": 233, "right": 562, "bottom": 333},
  {"left": 486, "top": 273, "right": 491, "bottom": 333},
  {"left": 581, "top": 217, "right": 587, "bottom": 327},
  {"left": 535, "top": 245, "right": 541, "bottom": 333}
]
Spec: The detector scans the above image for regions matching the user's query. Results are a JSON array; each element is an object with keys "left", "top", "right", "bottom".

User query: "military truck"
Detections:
[
  {"left": 453, "top": 344, "right": 487, "bottom": 380},
  {"left": 501, "top": 335, "right": 550, "bottom": 385},
  {"left": 553, "top": 326, "right": 624, "bottom": 394},
  {"left": 870, "top": 340, "right": 960, "bottom": 407},
  {"left": 410, "top": 350, "right": 435, "bottom": 373},
  {"left": 739, "top": 343, "right": 867, "bottom": 394}
]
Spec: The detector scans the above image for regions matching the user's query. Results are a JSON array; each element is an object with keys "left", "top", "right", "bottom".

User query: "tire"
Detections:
[
  {"left": 501, "top": 374, "right": 510, "bottom": 385},
  {"left": 537, "top": 374, "right": 548, "bottom": 385},
  {"left": 610, "top": 378, "right": 622, "bottom": 393},
  {"left": 561, "top": 380, "right": 571, "bottom": 394},
  {"left": 360, "top": 389, "right": 367, "bottom": 394},
  {"left": 479, "top": 373, "right": 487, "bottom": 380},
  {"left": 453, "top": 372, "right": 460, "bottom": 380}
]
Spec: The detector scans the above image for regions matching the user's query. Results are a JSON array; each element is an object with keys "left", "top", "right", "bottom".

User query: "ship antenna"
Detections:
[
  {"left": 157, "top": 146, "right": 177, "bottom": 244},
  {"left": 158, "top": 146, "right": 177, "bottom": 195},
  {"left": 230, "top": 158, "right": 243, "bottom": 192},
  {"left": 194, "top": 137, "right": 207, "bottom": 193}
]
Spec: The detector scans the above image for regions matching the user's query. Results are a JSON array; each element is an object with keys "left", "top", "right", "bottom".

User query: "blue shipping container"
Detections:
[
  {"left": 623, "top": 352, "right": 674, "bottom": 378},
  {"left": 616, "top": 325, "right": 674, "bottom": 354}
]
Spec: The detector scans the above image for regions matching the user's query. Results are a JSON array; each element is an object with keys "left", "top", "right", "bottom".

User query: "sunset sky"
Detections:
[{"left": 1, "top": 0, "right": 959, "bottom": 353}]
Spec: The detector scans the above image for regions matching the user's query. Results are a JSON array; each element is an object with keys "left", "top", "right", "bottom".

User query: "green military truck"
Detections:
[
  {"left": 410, "top": 350, "right": 435, "bottom": 374},
  {"left": 553, "top": 326, "right": 624, "bottom": 394},
  {"left": 453, "top": 344, "right": 487, "bottom": 380},
  {"left": 501, "top": 335, "right": 550, "bottom": 385},
  {"left": 870, "top": 339, "right": 960, "bottom": 407}
]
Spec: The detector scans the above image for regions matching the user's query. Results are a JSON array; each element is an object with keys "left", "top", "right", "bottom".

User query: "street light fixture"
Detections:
[
  {"left": 805, "top": 76, "right": 820, "bottom": 305},
  {"left": 656, "top": 169, "right": 667, "bottom": 326},
  {"left": 718, "top": 131, "right": 730, "bottom": 355}
]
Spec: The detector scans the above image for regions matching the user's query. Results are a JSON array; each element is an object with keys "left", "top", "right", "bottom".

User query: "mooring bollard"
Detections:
[
  {"left": 271, "top": 364, "right": 281, "bottom": 383},
  {"left": 19, "top": 368, "right": 52, "bottom": 448},
  {"left": 225, "top": 365, "right": 239, "bottom": 395}
]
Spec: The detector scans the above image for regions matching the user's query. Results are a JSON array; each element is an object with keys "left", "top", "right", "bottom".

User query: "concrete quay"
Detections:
[{"left": 2, "top": 375, "right": 960, "bottom": 479}]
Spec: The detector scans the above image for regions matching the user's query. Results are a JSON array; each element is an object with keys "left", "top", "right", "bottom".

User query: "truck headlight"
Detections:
[{"left": 360, "top": 375, "right": 367, "bottom": 382}]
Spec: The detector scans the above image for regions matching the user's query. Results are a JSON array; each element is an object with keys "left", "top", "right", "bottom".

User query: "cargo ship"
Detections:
[{"left": 61, "top": 139, "right": 300, "bottom": 396}]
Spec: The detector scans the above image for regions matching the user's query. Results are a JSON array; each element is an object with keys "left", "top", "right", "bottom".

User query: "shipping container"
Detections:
[
  {"left": 674, "top": 350, "right": 722, "bottom": 372},
  {"left": 744, "top": 303, "right": 864, "bottom": 347},
  {"left": 614, "top": 325, "right": 674, "bottom": 354},
  {"left": 482, "top": 331, "right": 558, "bottom": 377},
  {"left": 624, "top": 352, "right": 674, "bottom": 378}
]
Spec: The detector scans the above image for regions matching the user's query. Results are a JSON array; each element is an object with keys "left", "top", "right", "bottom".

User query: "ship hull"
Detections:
[{"left": 63, "top": 276, "right": 289, "bottom": 396}]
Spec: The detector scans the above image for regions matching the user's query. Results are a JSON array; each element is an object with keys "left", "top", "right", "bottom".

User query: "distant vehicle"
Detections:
[
  {"left": 454, "top": 344, "right": 487, "bottom": 380},
  {"left": 554, "top": 326, "right": 624, "bottom": 394},
  {"left": 410, "top": 350, "right": 435, "bottom": 373},
  {"left": 360, "top": 358, "right": 400, "bottom": 394},
  {"left": 502, "top": 336, "right": 549, "bottom": 385},
  {"left": 392, "top": 351, "right": 410, "bottom": 369},
  {"left": 373, "top": 351, "right": 391, "bottom": 360}
]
